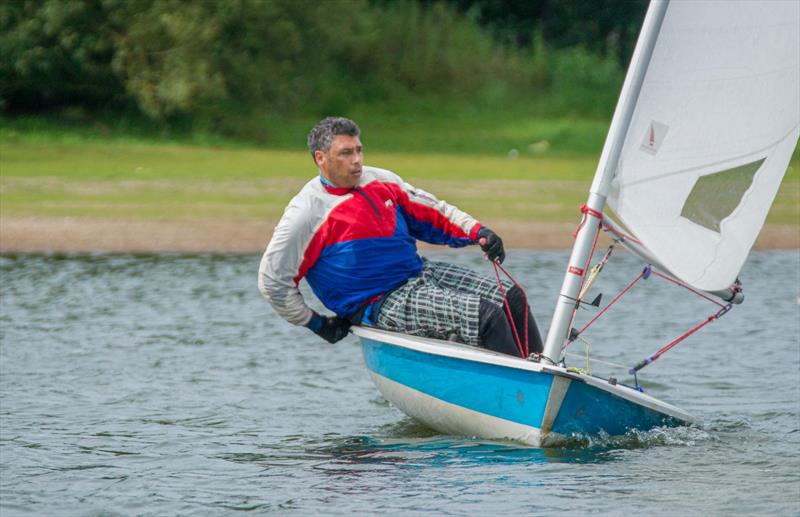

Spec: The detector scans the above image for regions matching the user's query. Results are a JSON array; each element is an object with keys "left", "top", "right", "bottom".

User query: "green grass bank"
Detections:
[{"left": 0, "top": 120, "right": 797, "bottom": 252}]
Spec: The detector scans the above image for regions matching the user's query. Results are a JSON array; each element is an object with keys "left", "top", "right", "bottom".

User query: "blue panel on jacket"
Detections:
[
  {"left": 306, "top": 214, "right": 422, "bottom": 317},
  {"left": 399, "top": 206, "right": 474, "bottom": 247}
]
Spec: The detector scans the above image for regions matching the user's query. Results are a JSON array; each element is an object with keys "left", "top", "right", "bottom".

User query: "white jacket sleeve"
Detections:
[{"left": 258, "top": 202, "right": 315, "bottom": 327}]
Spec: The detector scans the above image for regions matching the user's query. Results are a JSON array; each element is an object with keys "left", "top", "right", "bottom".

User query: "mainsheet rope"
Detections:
[{"left": 490, "top": 260, "right": 530, "bottom": 359}]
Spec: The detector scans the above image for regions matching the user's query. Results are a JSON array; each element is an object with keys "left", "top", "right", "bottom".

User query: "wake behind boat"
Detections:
[{"left": 355, "top": 0, "right": 800, "bottom": 446}]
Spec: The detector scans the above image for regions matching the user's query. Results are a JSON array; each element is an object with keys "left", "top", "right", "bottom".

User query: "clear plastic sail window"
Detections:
[{"left": 680, "top": 158, "right": 764, "bottom": 233}]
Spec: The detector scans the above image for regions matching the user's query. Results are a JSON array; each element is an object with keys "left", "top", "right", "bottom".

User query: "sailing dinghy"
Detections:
[{"left": 352, "top": 0, "right": 799, "bottom": 446}]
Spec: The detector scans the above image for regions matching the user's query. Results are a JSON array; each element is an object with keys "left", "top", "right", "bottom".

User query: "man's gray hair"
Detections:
[{"left": 307, "top": 117, "right": 360, "bottom": 157}]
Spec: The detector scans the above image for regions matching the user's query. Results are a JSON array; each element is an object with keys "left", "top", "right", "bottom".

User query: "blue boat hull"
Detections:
[{"left": 357, "top": 327, "right": 693, "bottom": 446}]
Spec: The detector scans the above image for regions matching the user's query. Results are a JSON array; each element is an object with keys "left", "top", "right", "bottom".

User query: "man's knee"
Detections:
[{"left": 478, "top": 299, "right": 522, "bottom": 357}]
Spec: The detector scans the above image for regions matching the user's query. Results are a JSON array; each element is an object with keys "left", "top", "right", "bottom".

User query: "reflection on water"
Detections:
[
  {"left": 322, "top": 434, "right": 600, "bottom": 466},
  {"left": 218, "top": 419, "right": 712, "bottom": 473},
  {"left": 1, "top": 251, "right": 798, "bottom": 515}
]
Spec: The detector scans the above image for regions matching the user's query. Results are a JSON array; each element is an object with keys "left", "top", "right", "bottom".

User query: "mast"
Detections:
[{"left": 542, "top": 0, "right": 670, "bottom": 364}]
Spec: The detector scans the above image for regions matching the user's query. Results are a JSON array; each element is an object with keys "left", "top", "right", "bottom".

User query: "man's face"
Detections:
[{"left": 315, "top": 135, "right": 363, "bottom": 189}]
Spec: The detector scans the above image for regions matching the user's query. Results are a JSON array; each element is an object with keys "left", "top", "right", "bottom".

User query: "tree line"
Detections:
[{"left": 1, "top": 0, "right": 647, "bottom": 140}]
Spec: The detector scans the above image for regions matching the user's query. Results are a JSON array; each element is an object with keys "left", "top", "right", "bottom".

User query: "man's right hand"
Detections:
[
  {"left": 477, "top": 227, "right": 506, "bottom": 264},
  {"left": 306, "top": 313, "right": 352, "bottom": 343}
]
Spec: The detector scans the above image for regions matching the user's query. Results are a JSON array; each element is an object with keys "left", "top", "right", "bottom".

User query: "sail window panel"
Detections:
[{"left": 680, "top": 158, "right": 764, "bottom": 233}]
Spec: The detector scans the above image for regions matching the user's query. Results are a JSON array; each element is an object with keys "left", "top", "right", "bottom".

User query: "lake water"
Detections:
[{"left": 1, "top": 250, "right": 798, "bottom": 516}]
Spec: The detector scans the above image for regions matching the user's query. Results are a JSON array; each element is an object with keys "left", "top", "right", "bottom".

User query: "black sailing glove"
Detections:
[
  {"left": 477, "top": 227, "right": 506, "bottom": 264},
  {"left": 306, "top": 313, "right": 352, "bottom": 344}
]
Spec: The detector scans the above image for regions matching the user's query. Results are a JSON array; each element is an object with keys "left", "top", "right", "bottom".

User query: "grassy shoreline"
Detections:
[
  {"left": 0, "top": 110, "right": 614, "bottom": 156},
  {"left": 2, "top": 216, "right": 797, "bottom": 254},
  {"left": 0, "top": 139, "right": 603, "bottom": 223},
  {"left": 1, "top": 131, "right": 797, "bottom": 253}
]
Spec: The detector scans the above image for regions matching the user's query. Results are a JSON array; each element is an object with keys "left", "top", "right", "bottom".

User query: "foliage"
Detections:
[
  {"left": 0, "top": 0, "right": 124, "bottom": 110},
  {"left": 442, "top": 0, "right": 648, "bottom": 65},
  {"left": 1, "top": 0, "right": 630, "bottom": 142},
  {"left": 548, "top": 47, "right": 623, "bottom": 117}
]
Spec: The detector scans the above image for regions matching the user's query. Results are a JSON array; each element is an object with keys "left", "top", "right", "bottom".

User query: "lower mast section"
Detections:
[{"left": 542, "top": 192, "right": 605, "bottom": 364}]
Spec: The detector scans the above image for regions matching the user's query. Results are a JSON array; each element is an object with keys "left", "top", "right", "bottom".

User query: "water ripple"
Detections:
[{"left": 1, "top": 251, "right": 798, "bottom": 515}]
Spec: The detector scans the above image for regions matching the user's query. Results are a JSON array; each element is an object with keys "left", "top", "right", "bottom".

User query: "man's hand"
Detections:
[
  {"left": 306, "top": 313, "right": 352, "bottom": 343},
  {"left": 478, "top": 227, "right": 505, "bottom": 264}
]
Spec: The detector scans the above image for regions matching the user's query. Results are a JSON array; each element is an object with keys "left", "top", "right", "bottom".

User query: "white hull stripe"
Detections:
[{"left": 369, "top": 371, "right": 545, "bottom": 447}]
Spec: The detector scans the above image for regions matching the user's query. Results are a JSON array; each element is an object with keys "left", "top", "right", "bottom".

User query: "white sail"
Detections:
[{"left": 606, "top": 0, "right": 800, "bottom": 292}]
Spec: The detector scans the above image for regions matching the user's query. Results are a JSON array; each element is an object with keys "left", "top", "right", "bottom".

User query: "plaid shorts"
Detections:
[{"left": 374, "top": 260, "right": 511, "bottom": 346}]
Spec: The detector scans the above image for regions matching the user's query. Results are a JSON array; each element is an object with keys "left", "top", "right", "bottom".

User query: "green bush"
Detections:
[
  {"left": 1, "top": 0, "right": 626, "bottom": 142},
  {"left": 548, "top": 46, "right": 623, "bottom": 118},
  {"left": 0, "top": 0, "right": 125, "bottom": 109}
]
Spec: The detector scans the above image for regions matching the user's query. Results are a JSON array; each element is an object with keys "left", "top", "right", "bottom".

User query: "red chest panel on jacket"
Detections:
[{"left": 324, "top": 181, "right": 400, "bottom": 245}]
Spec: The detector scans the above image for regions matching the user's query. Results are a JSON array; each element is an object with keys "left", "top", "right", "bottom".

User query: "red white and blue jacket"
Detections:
[{"left": 258, "top": 166, "right": 482, "bottom": 326}]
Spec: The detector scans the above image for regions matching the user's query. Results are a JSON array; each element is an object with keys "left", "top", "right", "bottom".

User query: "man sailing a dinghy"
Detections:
[{"left": 258, "top": 117, "right": 543, "bottom": 357}]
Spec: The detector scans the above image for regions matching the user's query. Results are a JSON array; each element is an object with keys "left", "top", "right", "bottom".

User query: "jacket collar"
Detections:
[{"left": 319, "top": 173, "right": 355, "bottom": 195}]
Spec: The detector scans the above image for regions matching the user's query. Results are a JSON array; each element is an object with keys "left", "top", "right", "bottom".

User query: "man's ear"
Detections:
[{"left": 313, "top": 150, "right": 325, "bottom": 168}]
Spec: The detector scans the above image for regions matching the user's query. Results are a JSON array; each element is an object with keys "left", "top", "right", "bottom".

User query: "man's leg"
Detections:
[
  {"left": 422, "top": 260, "right": 509, "bottom": 304},
  {"left": 374, "top": 275, "right": 483, "bottom": 345},
  {"left": 425, "top": 261, "right": 543, "bottom": 355},
  {"left": 478, "top": 299, "right": 525, "bottom": 356},
  {"left": 505, "top": 285, "right": 544, "bottom": 354},
  {"left": 373, "top": 264, "right": 523, "bottom": 356},
  {"left": 374, "top": 277, "right": 522, "bottom": 356}
]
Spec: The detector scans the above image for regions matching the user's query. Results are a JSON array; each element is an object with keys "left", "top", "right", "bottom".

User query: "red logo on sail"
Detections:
[
  {"left": 641, "top": 120, "right": 668, "bottom": 155},
  {"left": 568, "top": 266, "right": 584, "bottom": 276}
]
